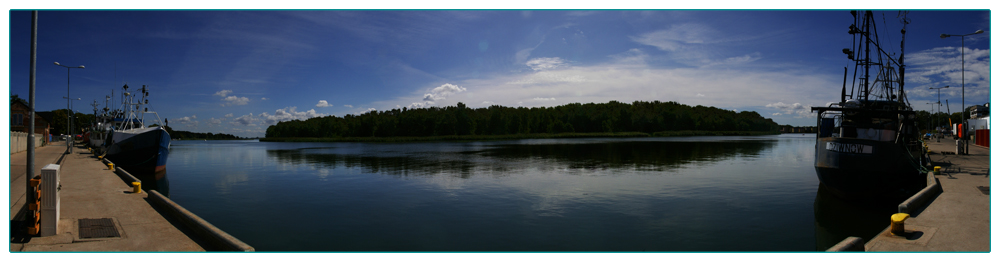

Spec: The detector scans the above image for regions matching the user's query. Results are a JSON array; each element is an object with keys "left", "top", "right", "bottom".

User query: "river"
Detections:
[{"left": 162, "top": 134, "right": 896, "bottom": 251}]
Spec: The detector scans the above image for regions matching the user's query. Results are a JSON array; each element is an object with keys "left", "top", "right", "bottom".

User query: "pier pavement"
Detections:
[
  {"left": 10, "top": 144, "right": 206, "bottom": 251},
  {"left": 863, "top": 138, "right": 990, "bottom": 251}
]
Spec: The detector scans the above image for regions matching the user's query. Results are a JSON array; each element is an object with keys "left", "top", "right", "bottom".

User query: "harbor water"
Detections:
[{"left": 164, "top": 134, "right": 896, "bottom": 251}]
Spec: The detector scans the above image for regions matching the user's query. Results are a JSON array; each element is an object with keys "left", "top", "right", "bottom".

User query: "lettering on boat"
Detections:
[{"left": 825, "top": 142, "right": 872, "bottom": 154}]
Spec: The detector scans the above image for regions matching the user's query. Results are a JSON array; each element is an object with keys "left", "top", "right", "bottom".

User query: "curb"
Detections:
[
  {"left": 898, "top": 171, "right": 941, "bottom": 214},
  {"left": 826, "top": 236, "right": 865, "bottom": 251}
]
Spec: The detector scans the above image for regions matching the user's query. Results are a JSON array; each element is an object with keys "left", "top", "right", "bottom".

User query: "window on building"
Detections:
[{"left": 12, "top": 113, "right": 24, "bottom": 126}]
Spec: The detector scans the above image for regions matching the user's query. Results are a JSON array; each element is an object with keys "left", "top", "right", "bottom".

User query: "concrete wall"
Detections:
[{"left": 10, "top": 131, "right": 46, "bottom": 154}]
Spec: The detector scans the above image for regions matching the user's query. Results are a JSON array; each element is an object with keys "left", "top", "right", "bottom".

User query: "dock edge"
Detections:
[
  {"left": 826, "top": 236, "right": 865, "bottom": 251},
  {"left": 147, "top": 190, "right": 255, "bottom": 252},
  {"left": 102, "top": 158, "right": 254, "bottom": 251},
  {"left": 897, "top": 171, "right": 941, "bottom": 214}
]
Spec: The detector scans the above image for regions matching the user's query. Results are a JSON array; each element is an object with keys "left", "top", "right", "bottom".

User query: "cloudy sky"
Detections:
[{"left": 6, "top": 9, "right": 991, "bottom": 137}]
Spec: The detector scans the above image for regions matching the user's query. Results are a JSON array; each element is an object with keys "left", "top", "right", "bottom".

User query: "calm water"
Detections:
[{"left": 163, "top": 134, "right": 895, "bottom": 251}]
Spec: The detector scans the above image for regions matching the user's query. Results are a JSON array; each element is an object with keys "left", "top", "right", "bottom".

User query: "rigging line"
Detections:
[
  {"left": 882, "top": 12, "right": 896, "bottom": 57},
  {"left": 850, "top": 16, "right": 859, "bottom": 100}
]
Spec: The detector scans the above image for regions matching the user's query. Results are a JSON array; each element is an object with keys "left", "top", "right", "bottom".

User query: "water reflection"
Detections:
[
  {"left": 813, "top": 184, "right": 897, "bottom": 250},
  {"left": 132, "top": 170, "right": 169, "bottom": 197},
  {"left": 265, "top": 140, "right": 776, "bottom": 178},
  {"left": 165, "top": 137, "right": 834, "bottom": 251}
]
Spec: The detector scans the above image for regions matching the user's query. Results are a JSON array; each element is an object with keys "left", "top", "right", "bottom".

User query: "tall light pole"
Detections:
[
  {"left": 940, "top": 29, "right": 983, "bottom": 154},
  {"left": 63, "top": 97, "right": 81, "bottom": 153},
  {"left": 929, "top": 85, "right": 949, "bottom": 133},
  {"left": 55, "top": 61, "right": 84, "bottom": 153}
]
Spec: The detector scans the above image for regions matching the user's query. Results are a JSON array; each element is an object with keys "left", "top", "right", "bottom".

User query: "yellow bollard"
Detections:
[
  {"left": 890, "top": 213, "right": 910, "bottom": 235},
  {"left": 107, "top": 163, "right": 114, "bottom": 170},
  {"left": 132, "top": 182, "right": 142, "bottom": 194},
  {"left": 933, "top": 166, "right": 941, "bottom": 176},
  {"left": 97, "top": 155, "right": 103, "bottom": 160}
]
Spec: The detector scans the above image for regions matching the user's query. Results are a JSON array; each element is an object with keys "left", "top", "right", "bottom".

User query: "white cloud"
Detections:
[
  {"left": 526, "top": 57, "right": 568, "bottom": 71},
  {"left": 316, "top": 100, "right": 333, "bottom": 107},
  {"left": 174, "top": 115, "right": 198, "bottom": 127},
  {"left": 224, "top": 113, "right": 233, "bottom": 118},
  {"left": 207, "top": 118, "right": 223, "bottom": 126},
  {"left": 223, "top": 96, "right": 250, "bottom": 106},
  {"left": 343, "top": 104, "right": 353, "bottom": 108},
  {"left": 630, "top": 23, "right": 715, "bottom": 52},
  {"left": 766, "top": 102, "right": 814, "bottom": 118},
  {"left": 533, "top": 97, "right": 555, "bottom": 101},
  {"left": 506, "top": 70, "right": 587, "bottom": 85},
  {"left": 363, "top": 49, "right": 838, "bottom": 126},
  {"left": 357, "top": 108, "right": 377, "bottom": 114},
  {"left": 259, "top": 107, "right": 325, "bottom": 126},
  {"left": 609, "top": 48, "right": 649, "bottom": 65},
  {"left": 261, "top": 97, "right": 268, "bottom": 100},
  {"left": 409, "top": 101, "right": 435, "bottom": 109},
  {"left": 214, "top": 90, "right": 233, "bottom": 97},
  {"left": 696, "top": 93, "right": 705, "bottom": 97},
  {"left": 905, "top": 47, "right": 990, "bottom": 99},
  {"left": 422, "top": 83, "right": 467, "bottom": 102},
  {"left": 233, "top": 113, "right": 256, "bottom": 126}
]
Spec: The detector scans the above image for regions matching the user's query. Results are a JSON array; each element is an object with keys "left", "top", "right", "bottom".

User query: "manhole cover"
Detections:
[
  {"left": 79, "top": 218, "right": 120, "bottom": 239},
  {"left": 977, "top": 186, "right": 990, "bottom": 195}
]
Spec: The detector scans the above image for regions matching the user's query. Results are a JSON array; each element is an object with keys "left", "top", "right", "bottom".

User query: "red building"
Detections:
[{"left": 10, "top": 100, "right": 51, "bottom": 141}]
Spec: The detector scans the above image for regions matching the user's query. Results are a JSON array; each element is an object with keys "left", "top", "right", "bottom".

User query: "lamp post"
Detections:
[
  {"left": 63, "top": 97, "right": 81, "bottom": 153},
  {"left": 929, "top": 85, "right": 949, "bottom": 134},
  {"left": 55, "top": 61, "right": 84, "bottom": 153},
  {"left": 940, "top": 29, "right": 983, "bottom": 154}
]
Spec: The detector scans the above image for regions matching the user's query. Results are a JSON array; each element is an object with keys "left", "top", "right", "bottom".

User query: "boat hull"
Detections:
[
  {"left": 105, "top": 126, "right": 171, "bottom": 195},
  {"left": 814, "top": 137, "right": 926, "bottom": 199}
]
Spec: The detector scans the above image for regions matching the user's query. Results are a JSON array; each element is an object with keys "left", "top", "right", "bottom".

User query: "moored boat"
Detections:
[
  {"left": 103, "top": 84, "right": 171, "bottom": 195},
  {"left": 810, "top": 11, "right": 928, "bottom": 199}
]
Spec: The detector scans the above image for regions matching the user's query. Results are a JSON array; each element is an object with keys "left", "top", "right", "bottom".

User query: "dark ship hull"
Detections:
[{"left": 814, "top": 136, "right": 926, "bottom": 199}]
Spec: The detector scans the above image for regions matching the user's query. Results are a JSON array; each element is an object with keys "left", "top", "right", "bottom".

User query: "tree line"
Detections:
[
  {"left": 265, "top": 100, "right": 781, "bottom": 139},
  {"left": 157, "top": 125, "right": 241, "bottom": 140}
]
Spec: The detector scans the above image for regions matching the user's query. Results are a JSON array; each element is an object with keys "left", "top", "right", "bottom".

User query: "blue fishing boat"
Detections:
[{"left": 104, "top": 84, "right": 171, "bottom": 195}]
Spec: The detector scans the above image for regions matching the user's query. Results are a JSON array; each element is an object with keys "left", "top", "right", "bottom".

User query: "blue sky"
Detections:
[{"left": 6, "top": 10, "right": 991, "bottom": 137}]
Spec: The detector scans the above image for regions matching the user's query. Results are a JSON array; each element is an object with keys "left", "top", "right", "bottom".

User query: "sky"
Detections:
[{"left": 5, "top": 9, "right": 992, "bottom": 138}]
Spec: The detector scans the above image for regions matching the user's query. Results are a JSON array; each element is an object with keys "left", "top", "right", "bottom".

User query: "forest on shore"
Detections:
[
  {"left": 263, "top": 100, "right": 780, "bottom": 141},
  {"left": 159, "top": 125, "right": 242, "bottom": 140}
]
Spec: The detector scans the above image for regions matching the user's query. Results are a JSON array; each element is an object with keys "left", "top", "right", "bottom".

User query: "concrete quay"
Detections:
[
  {"left": 861, "top": 138, "right": 990, "bottom": 252},
  {"left": 9, "top": 144, "right": 241, "bottom": 252}
]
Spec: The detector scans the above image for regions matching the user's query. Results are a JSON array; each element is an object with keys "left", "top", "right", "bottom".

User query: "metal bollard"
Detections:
[
  {"left": 107, "top": 163, "right": 114, "bottom": 170},
  {"left": 132, "top": 182, "right": 142, "bottom": 194},
  {"left": 890, "top": 213, "right": 909, "bottom": 235}
]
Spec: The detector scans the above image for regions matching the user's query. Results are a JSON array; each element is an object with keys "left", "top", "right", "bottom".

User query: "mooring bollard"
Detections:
[
  {"left": 107, "top": 163, "right": 114, "bottom": 170},
  {"left": 890, "top": 213, "right": 909, "bottom": 235},
  {"left": 934, "top": 166, "right": 941, "bottom": 176},
  {"left": 132, "top": 182, "right": 142, "bottom": 194}
]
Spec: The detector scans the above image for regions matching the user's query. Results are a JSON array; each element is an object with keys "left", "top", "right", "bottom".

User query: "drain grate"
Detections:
[
  {"left": 79, "top": 218, "right": 120, "bottom": 239},
  {"left": 977, "top": 186, "right": 990, "bottom": 195}
]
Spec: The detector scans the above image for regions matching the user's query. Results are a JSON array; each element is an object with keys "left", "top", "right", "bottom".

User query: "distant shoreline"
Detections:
[{"left": 258, "top": 130, "right": 781, "bottom": 143}]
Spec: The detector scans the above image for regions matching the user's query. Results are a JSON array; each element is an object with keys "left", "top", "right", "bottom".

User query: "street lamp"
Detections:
[
  {"left": 63, "top": 96, "right": 81, "bottom": 153},
  {"left": 929, "top": 85, "right": 949, "bottom": 133},
  {"left": 940, "top": 29, "right": 984, "bottom": 154},
  {"left": 55, "top": 61, "right": 84, "bottom": 153}
]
